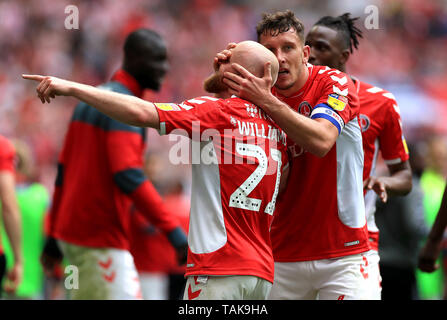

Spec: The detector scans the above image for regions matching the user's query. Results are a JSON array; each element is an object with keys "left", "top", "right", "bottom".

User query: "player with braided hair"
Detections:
[{"left": 306, "top": 13, "right": 412, "bottom": 299}]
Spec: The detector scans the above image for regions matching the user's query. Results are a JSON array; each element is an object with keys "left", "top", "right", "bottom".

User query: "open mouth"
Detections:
[{"left": 278, "top": 68, "right": 289, "bottom": 76}]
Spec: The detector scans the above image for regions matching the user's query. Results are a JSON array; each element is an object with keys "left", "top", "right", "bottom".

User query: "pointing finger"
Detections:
[{"left": 22, "top": 74, "right": 46, "bottom": 81}]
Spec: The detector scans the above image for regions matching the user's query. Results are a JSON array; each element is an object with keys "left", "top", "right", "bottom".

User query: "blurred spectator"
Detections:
[
  {"left": 1, "top": 139, "right": 49, "bottom": 299},
  {"left": 416, "top": 135, "right": 447, "bottom": 299},
  {"left": 0, "top": 135, "right": 22, "bottom": 297},
  {"left": 418, "top": 180, "right": 447, "bottom": 300},
  {"left": 376, "top": 142, "right": 429, "bottom": 300}
]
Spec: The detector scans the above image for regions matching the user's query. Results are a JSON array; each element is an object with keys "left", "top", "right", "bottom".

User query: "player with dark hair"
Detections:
[
  {"left": 305, "top": 13, "right": 412, "bottom": 299},
  {"left": 218, "top": 10, "right": 370, "bottom": 299},
  {"left": 37, "top": 28, "right": 188, "bottom": 300},
  {"left": 24, "top": 40, "right": 291, "bottom": 300}
]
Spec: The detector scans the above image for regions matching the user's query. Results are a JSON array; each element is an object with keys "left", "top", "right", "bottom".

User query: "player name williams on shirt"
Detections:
[{"left": 235, "top": 119, "right": 287, "bottom": 147}]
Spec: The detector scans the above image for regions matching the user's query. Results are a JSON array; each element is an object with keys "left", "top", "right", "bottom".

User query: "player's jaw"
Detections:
[{"left": 275, "top": 66, "right": 295, "bottom": 89}]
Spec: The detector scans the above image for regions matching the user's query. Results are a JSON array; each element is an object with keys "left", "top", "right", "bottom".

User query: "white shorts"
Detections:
[
  {"left": 138, "top": 272, "right": 169, "bottom": 300},
  {"left": 269, "top": 253, "right": 370, "bottom": 300},
  {"left": 59, "top": 241, "right": 142, "bottom": 300},
  {"left": 361, "top": 250, "right": 382, "bottom": 300},
  {"left": 183, "top": 275, "right": 272, "bottom": 300}
]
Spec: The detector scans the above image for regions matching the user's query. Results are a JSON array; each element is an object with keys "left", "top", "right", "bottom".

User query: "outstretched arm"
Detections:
[{"left": 22, "top": 75, "right": 160, "bottom": 128}]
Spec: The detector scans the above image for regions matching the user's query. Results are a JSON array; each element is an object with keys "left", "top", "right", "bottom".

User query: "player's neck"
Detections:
[{"left": 214, "top": 91, "right": 231, "bottom": 99}]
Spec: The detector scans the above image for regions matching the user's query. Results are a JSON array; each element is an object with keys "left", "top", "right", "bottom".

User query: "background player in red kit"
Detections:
[
  {"left": 0, "top": 135, "right": 22, "bottom": 297},
  {"left": 220, "top": 10, "right": 369, "bottom": 299},
  {"left": 37, "top": 29, "right": 188, "bottom": 300},
  {"left": 305, "top": 13, "right": 412, "bottom": 299},
  {"left": 23, "top": 40, "right": 290, "bottom": 300}
]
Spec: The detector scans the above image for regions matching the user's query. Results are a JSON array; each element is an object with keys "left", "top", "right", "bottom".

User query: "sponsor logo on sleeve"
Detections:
[
  {"left": 154, "top": 103, "right": 181, "bottom": 111},
  {"left": 327, "top": 93, "right": 348, "bottom": 111}
]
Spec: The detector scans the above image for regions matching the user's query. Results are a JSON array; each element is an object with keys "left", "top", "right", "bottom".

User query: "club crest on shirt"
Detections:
[
  {"left": 245, "top": 104, "right": 259, "bottom": 118},
  {"left": 298, "top": 101, "right": 312, "bottom": 117},
  {"left": 327, "top": 93, "right": 347, "bottom": 111},
  {"left": 359, "top": 114, "right": 370, "bottom": 132}
]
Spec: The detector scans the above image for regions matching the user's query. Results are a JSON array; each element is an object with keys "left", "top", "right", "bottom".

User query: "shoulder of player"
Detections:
[
  {"left": 181, "top": 95, "right": 225, "bottom": 108},
  {"left": 358, "top": 80, "right": 398, "bottom": 108},
  {"left": 312, "top": 65, "right": 351, "bottom": 86}
]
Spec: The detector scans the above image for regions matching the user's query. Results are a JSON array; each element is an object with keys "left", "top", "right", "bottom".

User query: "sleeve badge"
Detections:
[{"left": 327, "top": 93, "right": 348, "bottom": 111}]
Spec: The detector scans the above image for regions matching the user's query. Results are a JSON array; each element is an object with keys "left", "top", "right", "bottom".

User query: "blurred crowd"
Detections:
[{"left": 0, "top": 0, "right": 446, "bottom": 299}]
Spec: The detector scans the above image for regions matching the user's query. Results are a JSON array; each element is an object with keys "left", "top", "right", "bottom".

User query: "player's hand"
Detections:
[
  {"left": 364, "top": 176, "right": 388, "bottom": 203},
  {"left": 175, "top": 243, "right": 188, "bottom": 266},
  {"left": 223, "top": 62, "right": 274, "bottom": 107},
  {"left": 417, "top": 238, "right": 442, "bottom": 273},
  {"left": 213, "top": 42, "right": 237, "bottom": 71},
  {"left": 40, "top": 237, "right": 64, "bottom": 277},
  {"left": 22, "top": 74, "right": 74, "bottom": 104},
  {"left": 3, "top": 262, "right": 23, "bottom": 294}
]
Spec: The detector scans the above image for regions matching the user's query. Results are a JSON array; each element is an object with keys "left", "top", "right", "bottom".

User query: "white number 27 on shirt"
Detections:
[{"left": 229, "top": 143, "right": 282, "bottom": 215}]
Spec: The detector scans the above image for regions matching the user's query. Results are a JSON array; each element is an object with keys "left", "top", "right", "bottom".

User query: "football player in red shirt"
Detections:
[
  {"left": 24, "top": 40, "right": 290, "bottom": 300},
  {"left": 220, "top": 10, "right": 370, "bottom": 299},
  {"left": 36, "top": 29, "right": 188, "bottom": 300},
  {"left": 305, "top": 13, "right": 412, "bottom": 299}
]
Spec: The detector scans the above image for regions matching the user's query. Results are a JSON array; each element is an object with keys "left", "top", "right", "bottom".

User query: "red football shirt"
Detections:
[
  {"left": 0, "top": 135, "right": 15, "bottom": 254},
  {"left": 48, "top": 70, "right": 182, "bottom": 250},
  {"left": 356, "top": 79, "right": 410, "bottom": 250},
  {"left": 155, "top": 95, "right": 289, "bottom": 283},
  {"left": 270, "top": 64, "right": 370, "bottom": 262}
]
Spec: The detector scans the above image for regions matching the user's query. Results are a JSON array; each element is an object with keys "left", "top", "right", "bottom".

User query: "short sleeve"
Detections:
[
  {"left": 311, "top": 67, "right": 359, "bottom": 134},
  {"left": 379, "top": 97, "right": 410, "bottom": 165},
  {"left": 0, "top": 136, "right": 15, "bottom": 173},
  {"left": 155, "top": 96, "right": 226, "bottom": 140}
]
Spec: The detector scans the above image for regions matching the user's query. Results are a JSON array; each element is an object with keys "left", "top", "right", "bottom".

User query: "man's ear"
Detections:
[
  {"left": 340, "top": 49, "right": 350, "bottom": 65},
  {"left": 302, "top": 45, "right": 310, "bottom": 64}
]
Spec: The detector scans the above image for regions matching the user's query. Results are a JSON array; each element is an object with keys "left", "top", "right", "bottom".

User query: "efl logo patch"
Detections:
[
  {"left": 154, "top": 103, "right": 181, "bottom": 111},
  {"left": 327, "top": 93, "right": 347, "bottom": 111}
]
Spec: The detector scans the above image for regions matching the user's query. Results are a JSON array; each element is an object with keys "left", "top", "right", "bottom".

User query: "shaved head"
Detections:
[
  {"left": 231, "top": 41, "right": 279, "bottom": 85},
  {"left": 204, "top": 40, "right": 279, "bottom": 94}
]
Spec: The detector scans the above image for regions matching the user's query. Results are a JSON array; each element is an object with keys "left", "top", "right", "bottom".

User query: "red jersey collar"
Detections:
[{"left": 111, "top": 69, "right": 143, "bottom": 98}]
